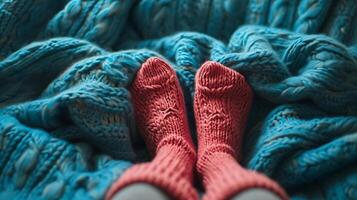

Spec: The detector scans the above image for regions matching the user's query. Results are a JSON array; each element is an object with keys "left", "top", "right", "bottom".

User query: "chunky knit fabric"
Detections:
[
  {"left": 107, "top": 58, "right": 198, "bottom": 200},
  {"left": 194, "top": 62, "right": 288, "bottom": 200},
  {"left": 1, "top": 0, "right": 357, "bottom": 200}
]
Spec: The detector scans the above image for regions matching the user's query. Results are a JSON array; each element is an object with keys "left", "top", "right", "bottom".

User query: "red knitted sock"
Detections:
[
  {"left": 194, "top": 61, "right": 289, "bottom": 200},
  {"left": 106, "top": 58, "right": 198, "bottom": 200}
]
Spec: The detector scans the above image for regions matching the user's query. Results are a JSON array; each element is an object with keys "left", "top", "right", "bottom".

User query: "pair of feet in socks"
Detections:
[{"left": 106, "top": 58, "right": 289, "bottom": 200}]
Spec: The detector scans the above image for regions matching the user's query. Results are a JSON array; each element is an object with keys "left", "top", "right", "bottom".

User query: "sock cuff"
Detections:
[
  {"left": 106, "top": 144, "right": 198, "bottom": 200},
  {"left": 106, "top": 166, "right": 198, "bottom": 200},
  {"left": 218, "top": 170, "right": 288, "bottom": 200},
  {"left": 200, "top": 156, "right": 289, "bottom": 200}
]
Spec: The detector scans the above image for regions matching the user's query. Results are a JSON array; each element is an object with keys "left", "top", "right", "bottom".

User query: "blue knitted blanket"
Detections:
[{"left": 1, "top": 0, "right": 357, "bottom": 199}]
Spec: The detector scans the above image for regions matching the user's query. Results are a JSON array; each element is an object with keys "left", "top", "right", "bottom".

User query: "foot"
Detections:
[
  {"left": 106, "top": 57, "right": 198, "bottom": 200},
  {"left": 194, "top": 61, "right": 288, "bottom": 200}
]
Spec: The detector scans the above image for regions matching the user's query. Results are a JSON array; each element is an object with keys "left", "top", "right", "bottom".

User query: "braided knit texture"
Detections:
[{"left": 1, "top": 0, "right": 357, "bottom": 199}]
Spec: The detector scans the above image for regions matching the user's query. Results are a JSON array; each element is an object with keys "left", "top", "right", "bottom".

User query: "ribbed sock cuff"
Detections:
[
  {"left": 199, "top": 152, "right": 288, "bottom": 200},
  {"left": 106, "top": 143, "right": 198, "bottom": 200}
]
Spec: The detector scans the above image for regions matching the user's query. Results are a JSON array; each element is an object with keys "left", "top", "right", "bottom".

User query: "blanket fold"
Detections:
[{"left": 1, "top": 0, "right": 357, "bottom": 199}]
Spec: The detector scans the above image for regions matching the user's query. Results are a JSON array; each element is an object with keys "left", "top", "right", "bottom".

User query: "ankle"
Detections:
[
  {"left": 197, "top": 144, "right": 236, "bottom": 174},
  {"left": 156, "top": 136, "right": 196, "bottom": 162}
]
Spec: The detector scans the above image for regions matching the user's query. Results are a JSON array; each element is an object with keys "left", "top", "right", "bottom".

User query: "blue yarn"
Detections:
[
  {"left": 1, "top": 0, "right": 357, "bottom": 199},
  {"left": 0, "top": 114, "right": 132, "bottom": 200}
]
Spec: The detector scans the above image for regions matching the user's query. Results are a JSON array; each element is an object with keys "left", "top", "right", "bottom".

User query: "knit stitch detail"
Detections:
[
  {"left": 194, "top": 61, "right": 288, "bottom": 200},
  {"left": 106, "top": 57, "right": 198, "bottom": 200}
]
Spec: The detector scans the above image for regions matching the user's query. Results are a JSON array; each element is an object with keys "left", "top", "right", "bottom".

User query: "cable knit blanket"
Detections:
[{"left": 1, "top": 0, "right": 357, "bottom": 199}]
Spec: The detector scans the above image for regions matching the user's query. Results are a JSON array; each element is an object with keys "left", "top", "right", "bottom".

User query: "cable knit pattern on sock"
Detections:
[
  {"left": 106, "top": 58, "right": 198, "bottom": 200},
  {"left": 194, "top": 61, "right": 288, "bottom": 200}
]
